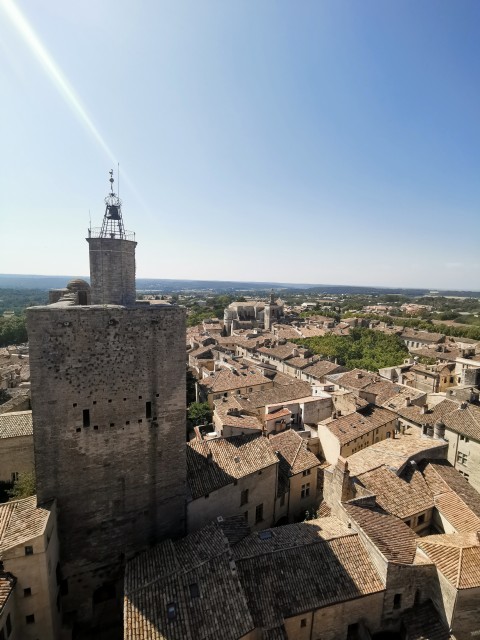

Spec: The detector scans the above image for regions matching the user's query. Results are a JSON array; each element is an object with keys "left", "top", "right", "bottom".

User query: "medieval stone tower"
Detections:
[{"left": 27, "top": 172, "right": 186, "bottom": 626}]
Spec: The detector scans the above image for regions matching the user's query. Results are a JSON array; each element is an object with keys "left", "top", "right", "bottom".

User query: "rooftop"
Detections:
[
  {"left": 325, "top": 407, "right": 396, "bottom": 446},
  {"left": 269, "top": 429, "right": 320, "bottom": 477},
  {"left": 418, "top": 532, "right": 480, "bottom": 589},
  {"left": 187, "top": 433, "right": 278, "bottom": 500},
  {"left": 344, "top": 503, "right": 419, "bottom": 564},
  {"left": 199, "top": 365, "right": 271, "bottom": 393},
  {"left": 124, "top": 523, "right": 254, "bottom": 640},
  {"left": 344, "top": 432, "right": 448, "bottom": 477},
  {"left": 0, "top": 496, "right": 53, "bottom": 553},
  {"left": 355, "top": 466, "right": 433, "bottom": 520},
  {"left": 236, "top": 381, "right": 312, "bottom": 411},
  {"left": 329, "top": 368, "right": 378, "bottom": 391},
  {"left": 0, "top": 410, "right": 33, "bottom": 439}
]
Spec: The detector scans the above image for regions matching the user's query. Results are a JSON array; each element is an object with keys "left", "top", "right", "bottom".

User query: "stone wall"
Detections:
[
  {"left": 187, "top": 462, "right": 277, "bottom": 533},
  {"left": 27, "top": 303, "right": 186, "bottom": 621},
  {"left": 0, "top": 434, "right": 34, "bottom": 483},
  {"left": 87, "top": 238, "right": 136, "bottom": 306}
]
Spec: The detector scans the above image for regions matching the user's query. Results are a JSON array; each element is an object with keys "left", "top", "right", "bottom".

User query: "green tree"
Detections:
[
  {"left": 187, "top": 402, "right": 212, "bottom": 425},
  {"left": 8, "top": 471, "right": 36, "bottom": 500},
  {"left": 292, "top": 328, "right": 409, "bottom": 372},
  {"left": 0, "top": 315, "right": 28, "bottom": 347}
]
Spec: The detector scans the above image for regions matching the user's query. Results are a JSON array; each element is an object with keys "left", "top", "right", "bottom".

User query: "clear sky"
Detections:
[{"left": 1, "top": 0, "right": 479, "bottom": 289}]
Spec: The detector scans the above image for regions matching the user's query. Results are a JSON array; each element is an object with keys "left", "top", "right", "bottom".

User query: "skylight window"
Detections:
[{"left": 258, "top": 530, "right": 273, "bottom": 540}]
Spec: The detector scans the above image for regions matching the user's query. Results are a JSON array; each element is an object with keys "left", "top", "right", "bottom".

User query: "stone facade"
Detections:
[
  {"left": 27, "top": 303, "right": 186, "bottom": 622},
  {"left": 87, "top": 237, "right": 137, "bottom": 306}
]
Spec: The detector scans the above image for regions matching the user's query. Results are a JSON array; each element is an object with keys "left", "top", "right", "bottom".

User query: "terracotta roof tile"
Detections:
[
  {"left": 187, "top": 434, "right": 278, "bottom": 500},
  {"left": 124, "top": 524, "right": 254, "bottom": 640},
  {"left": 402, "top": 600, "right": 453, "bottom": 640},
  {"left": 356, "top": 466, "right": 433, "bottom": 519},
  {"left": 0, "top": 574, "right": 15, "bottom": 614},
  {"left": 344, "top": 503, "right": 418, "bottom": 564},
  {"left": 0, "top": 410, "right": 33, "bottom": 439},
  {"left": 269, "top": 429, "right": 320, "bottom": 475},
  {"left": 345, "top": 433, "right": 448, "bottom": 477},
  {"left": 0, "top": 496, "right": 53, "bottom": 551},
  {"left": 235, "top": 529, "right": 384, "bottom": 631},
  {"left": 418, "top": 533, "right": 480, "bottom": 589},
  {"left": 237, "top": 381, "right": 312, "bottom": 410},
  {"left": 325, "top": 408, "right": 396, "bottom": 446}
]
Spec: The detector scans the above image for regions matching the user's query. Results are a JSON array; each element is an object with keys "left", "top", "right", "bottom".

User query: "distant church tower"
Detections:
[
  {"left": 27, "top": 173, "right": 186, "bottom": 629},
  {"left": 264, "top": 289, "right": 276, "bottom": 330}
]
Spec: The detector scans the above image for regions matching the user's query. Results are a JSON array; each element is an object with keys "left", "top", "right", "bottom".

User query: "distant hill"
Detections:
[{"left": 0, "top": 274, "right": 478, "bottom": 298}]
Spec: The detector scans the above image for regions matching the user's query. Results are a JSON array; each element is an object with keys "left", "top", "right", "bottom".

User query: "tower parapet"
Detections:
[{"left": 87, "top": 170, "right": 137, "bottom": 305}]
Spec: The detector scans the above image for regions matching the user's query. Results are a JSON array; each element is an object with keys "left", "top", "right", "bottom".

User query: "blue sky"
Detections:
[{"left": 1, "top": 0, "right": 479, "bottom": 289}]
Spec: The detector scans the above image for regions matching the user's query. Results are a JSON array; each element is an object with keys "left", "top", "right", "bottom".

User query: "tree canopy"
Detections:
[{"left": 293, "top": 328, "right": 409, "bottom": 371}]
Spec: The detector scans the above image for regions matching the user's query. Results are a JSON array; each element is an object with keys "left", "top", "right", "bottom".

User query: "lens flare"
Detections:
[{"left": 2, "top": 0, "right": 150, "bottom": 214}]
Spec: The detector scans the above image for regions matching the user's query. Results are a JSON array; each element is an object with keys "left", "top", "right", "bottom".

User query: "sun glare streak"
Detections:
[
  {"left": 2, "top": 0, "right": 151, "bottom": 216},
  {"left": 2, "top": 0, "right": 117, "bottom": 164}
]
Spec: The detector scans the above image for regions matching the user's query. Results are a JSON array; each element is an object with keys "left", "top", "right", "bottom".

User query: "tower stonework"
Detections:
[
  {"left": 27, "top": 173, "right": 186, "bottom": 626},
  {"left": 87, "top": 236, "right": 136, "bottom": 305}
]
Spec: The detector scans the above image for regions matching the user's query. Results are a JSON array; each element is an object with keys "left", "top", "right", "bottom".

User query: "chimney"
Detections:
[
  {"left": 356, "top": 372, "right": 363, "bottom": 379},
  {"left": 206, "top": 450, "right": 213, "bottom": 464},
  {"left": 420, "top": 405, "right": 428, "bottom": 414},
  {"left": 434, "top": 420, "right": 446, "bottom": 440},
  {"left": 405, "top": 397, "right": 411, "bottom": 407},
  {"left": 460, "top": 402, "right": 468, "bottom": 410},
  {"left": 194, "top": 426, "right": 203, "bottom": 440}
]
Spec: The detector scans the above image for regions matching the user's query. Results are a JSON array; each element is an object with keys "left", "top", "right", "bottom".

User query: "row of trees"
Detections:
[
  {"left": 345, "top": 313, "right": 480, "bottom": 341},
  {"left": 293, "top": 328, "right": 409, "bottom": 372}
]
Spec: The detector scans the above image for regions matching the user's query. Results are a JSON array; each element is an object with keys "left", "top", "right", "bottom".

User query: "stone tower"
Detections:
[
  {"left": 27, "top": 173, "right": 186, "bottom": 628},
  {"left": 87, "top": 170, "right": 136, "bottom": 305},
  {"left": 264, "top": 289, "right": 276, "bottom": 330}
]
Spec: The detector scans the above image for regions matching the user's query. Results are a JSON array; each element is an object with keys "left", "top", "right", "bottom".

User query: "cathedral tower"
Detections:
[{"left": 27, "top": 173, "right": 186, "bottom": 629}]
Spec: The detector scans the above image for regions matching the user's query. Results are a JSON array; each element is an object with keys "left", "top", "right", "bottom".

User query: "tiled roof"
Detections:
[
  {"left": 0, "top": 496, "right": 53, "bottom": 552},
  {"left": 125, "top": 516, "right": 384, "bottom": 640},
  {"left": 433, "top": 492, "right": 480, "bottom": 533},
  {"left": 0, "top": 410, "right": 33, "bottom": 439},
  {"left": 396, "top": 399, "right": 458, "bottom": 427},
  {"left": 422, "top": 460, "right": 480, "bottom": 518},
  {"left": 332, "top": 369, "right": 378, "bottom": 391},
  {"left": 442, "top": 402, "right": 480, "bottom": 441},
  {"left": 344, "top": 503, "right": 418, "bottom": 564},
  {"left": 124, "top": 523, "right": 255, "bottom": 640},
  {"left": 283, "top": 356, "right": 320, "bottom": 370},
  {"left": 187, "top": 434, "right": 278, "bottom": 500},
  {"left": 0, "top": 574, "right": 15, "bottom": 614},
  {"left": 232, "top": 517, "right": 353, "bottom": 558},
  {"left": 418, "top": 532, "right": 480, "bottom": 589},
  {"left": 264, "top": 408, "right": 291, "bottom": 422},
  {"left": 269, "top": 429, "right": 320, "bottom": 475},
  {"left": 217, "top": 515, "right": 251, "bottom": 546},
  {"left": 237, "top": 381, "right": 312, "bottom": 411},
  {"left": 402, "top": 600, "right": 453, "bottom": 640},
  {"left": 356, "top": 466, "right": 433, "bottom": 519},
  {"left": 199, "top": 366, "right": 271, "bottom": 393},
  {"left": 381, "top": 387, "right": 426, "bottom": 411},
  {"left": 360, "top": 380, "right": 404, "bottom": 405},
  {"left": 257, "top": 342, "right": 300, "bottom": 360},
  {"left": 344, "top": 433, "right": 448, "bottom": 477},
  {"left": 410, "top": 346, "right": 462, "bottom": 362},
  {"left": 214, "top": 397, "right": 263, "bottom": 432},
  {"left": 325, "top": 408, "right": 395, "bottom": 446},
  {"left": 301, "top": 360, "right": 345, "bottom": 380},
  {"left": 401, "top": 329, "right": 445, "bottom": 343},
  {"left": 235, "top": 524, "right": 384, "bottom": 632}
]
